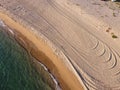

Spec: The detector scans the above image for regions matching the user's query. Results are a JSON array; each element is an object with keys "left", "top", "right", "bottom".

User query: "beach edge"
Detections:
[{"left": 0, "top": 10, "right": 84, "bottom": 90}]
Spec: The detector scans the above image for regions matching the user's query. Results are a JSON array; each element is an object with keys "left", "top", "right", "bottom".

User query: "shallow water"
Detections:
[{"left": 0, "top": 28, "right": 53, "bottom": 90}]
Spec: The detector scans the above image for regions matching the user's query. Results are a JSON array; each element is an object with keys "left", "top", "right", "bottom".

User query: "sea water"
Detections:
[{"left": 0, "top": 28, "right": 54, "bottom": 90}]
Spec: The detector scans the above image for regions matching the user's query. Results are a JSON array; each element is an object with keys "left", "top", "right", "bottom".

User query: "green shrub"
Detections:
[{"left": 112, "top": 34, "right": 118, "bottom": 38}]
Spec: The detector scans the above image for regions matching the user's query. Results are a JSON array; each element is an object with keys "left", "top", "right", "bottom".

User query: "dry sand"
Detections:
[{"left": 0, "top": 0, "right": 120, "bottom": 90}]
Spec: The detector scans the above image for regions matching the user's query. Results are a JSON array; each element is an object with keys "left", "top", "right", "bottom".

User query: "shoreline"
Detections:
[
  {"left": 32, "top": 58, "right": 61, "bottom": 90},
  {"left": 0, "top": 26, "right": 57, "bottom": 90},
  {"left": 0, "top": 11, "right": 84, "bottom": 90},
  {"left": 0, "top": 24, "right": 60, "bottom": 89}
]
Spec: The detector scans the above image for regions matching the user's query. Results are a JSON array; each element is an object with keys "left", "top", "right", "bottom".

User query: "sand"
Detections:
[{"left": 0, "top": 0, "right": 120, "bottom": 90}]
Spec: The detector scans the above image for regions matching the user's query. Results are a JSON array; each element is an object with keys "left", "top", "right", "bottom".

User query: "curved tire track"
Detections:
[{"left": 46, "top": 0, "right": 120, "bottom": 89}]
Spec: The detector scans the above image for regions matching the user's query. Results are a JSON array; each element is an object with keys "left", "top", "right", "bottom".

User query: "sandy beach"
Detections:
[
  {"left": 0, "top": 12, "right": 84, "bottom": 90},
  {"left": 0, "top": 0, "right": 120, "bottom": 90}
]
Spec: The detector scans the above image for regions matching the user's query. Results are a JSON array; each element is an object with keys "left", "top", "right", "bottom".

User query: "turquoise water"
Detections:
[{"left": 0, "top": 28, "right": 53, "bottom": 90}]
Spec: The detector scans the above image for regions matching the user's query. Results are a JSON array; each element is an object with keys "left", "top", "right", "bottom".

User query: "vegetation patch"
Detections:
[{"left": 112, "top": 34, "right": 118, "bottom": 38}]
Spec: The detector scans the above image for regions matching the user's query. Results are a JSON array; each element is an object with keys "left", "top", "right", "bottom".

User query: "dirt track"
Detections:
[{"left": 1, "top": 0, "right": 120, "bottom": 89}]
